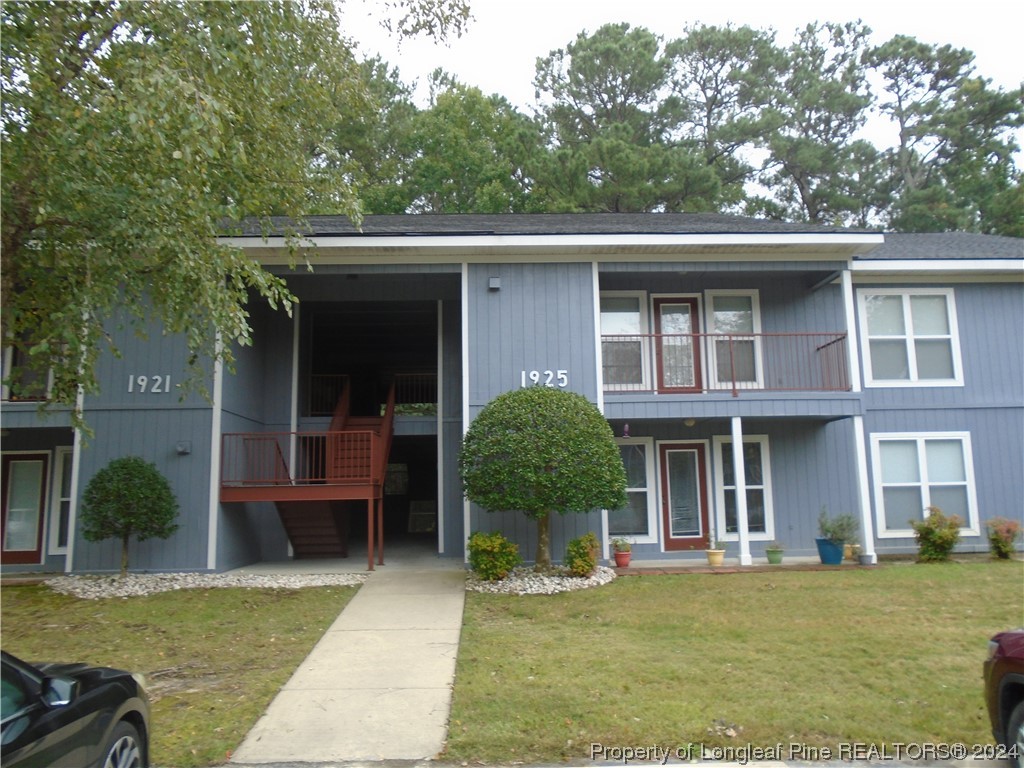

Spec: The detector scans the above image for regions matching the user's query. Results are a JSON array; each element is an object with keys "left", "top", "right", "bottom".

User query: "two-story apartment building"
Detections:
[{"left": 2, "top": 214, "right": 1021, "bottom": 573}]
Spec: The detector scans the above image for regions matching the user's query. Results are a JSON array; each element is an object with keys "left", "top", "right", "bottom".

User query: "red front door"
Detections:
[
  {"left": 1, "top": 454, "right": 49, "bottom": 565},
  {"left": 659, "top": 443, "right": 709, "bottom": 551},
  {"left": 653, "top": 298, "right": 702, "bottom": 392}
]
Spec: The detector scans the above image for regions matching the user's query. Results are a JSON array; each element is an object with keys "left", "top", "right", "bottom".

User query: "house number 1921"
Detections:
[
  {"left": 520, "top": 369, "right": 568, "bottom": 388},
  {"left": 127, "top": 374, "right": 171, "bottom": 393}
]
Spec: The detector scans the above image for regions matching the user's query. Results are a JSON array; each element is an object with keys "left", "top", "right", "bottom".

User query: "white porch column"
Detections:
[
  {"left": 730, "top": 416, "right": 753, "bottom": 566},
  {"left": 852, "top": 415, "right": 877, "bottom": 564},
  {"left": 841, "top": 268, "right": 863, "bottom": 393}
]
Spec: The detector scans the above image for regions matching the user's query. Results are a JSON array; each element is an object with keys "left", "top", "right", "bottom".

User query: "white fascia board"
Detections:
[
  {"left": 852, "top": 259, "right": 1024, "bottom": 277},
  {"left": 219, "top": 232, "right": 884, "bottom": 262}
]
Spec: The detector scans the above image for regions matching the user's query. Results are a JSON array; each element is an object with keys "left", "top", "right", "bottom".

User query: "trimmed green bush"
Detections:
[
  {"left": 565, "top": 532, "right": 599, "bottom": 577},
  {"left": 986, "top": 517, "right": 1021, "bottom": 559},
  {"left": 467, "top": 531, "right": 522, "bottom": 581},
  {"left": 910, "top": 506, "right": 961, "bottom": 562},
  {"left": 81, "top": 456, "right": 180, "bottom": 576},
  {"left": 459, "top": 387, "right": 627, "bottom": 570}
]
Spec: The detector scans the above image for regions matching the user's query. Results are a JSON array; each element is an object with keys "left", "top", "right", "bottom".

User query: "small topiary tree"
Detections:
[
  {"left": 910, "top": 506, "right": 961, "bottom": 562},
  {"left": 81, "top": 456, "right": 180, "bottom": 576},
  {"left": 459, "top": 387, "right": 627, "bottom": 571}
]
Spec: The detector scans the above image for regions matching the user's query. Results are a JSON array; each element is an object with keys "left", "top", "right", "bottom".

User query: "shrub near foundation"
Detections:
[
  {"left": 910, "top": 506, "right": 961, "bottom": 562},
  {"left": 467, "top": 531, "right": 522, "bottom": 580},
  {"left": 986, "top": 517, "right": 1021, "bottom": 559},
  {"left": 565, "top": 532, "right": 600, "bottom": 577}
]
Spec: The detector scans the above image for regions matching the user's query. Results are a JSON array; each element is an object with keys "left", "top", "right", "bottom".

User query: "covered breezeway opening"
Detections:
[{"left": 343, "top": 435, "right": 438, "bottom": 557}]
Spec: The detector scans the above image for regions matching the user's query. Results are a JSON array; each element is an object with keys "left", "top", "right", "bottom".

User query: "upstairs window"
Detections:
[{"left": 858, "top": 289, "right": 963, "bottom": 386}]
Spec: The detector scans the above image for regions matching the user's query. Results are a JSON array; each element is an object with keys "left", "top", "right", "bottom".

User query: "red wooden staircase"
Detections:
[{"left": 220, "top": 380, "right": 397, "bottom": 569}]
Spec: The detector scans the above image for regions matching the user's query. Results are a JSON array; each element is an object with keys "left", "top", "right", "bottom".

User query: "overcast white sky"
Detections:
[{"left": 340, "top": 0, "right": 1023, "bottom": 110}]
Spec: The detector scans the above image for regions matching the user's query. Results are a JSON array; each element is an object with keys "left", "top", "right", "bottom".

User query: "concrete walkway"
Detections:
[{"left": 230, "top": 549, "right": 465, "bottom": 764}]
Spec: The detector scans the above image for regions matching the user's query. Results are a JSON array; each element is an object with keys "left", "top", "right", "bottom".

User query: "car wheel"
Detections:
[
  {"left": 1009, "top": 701, "right": 1024, "bottom": 768},
  {"left": 102, "top": 721, "right": 144, "bottom": 768}
]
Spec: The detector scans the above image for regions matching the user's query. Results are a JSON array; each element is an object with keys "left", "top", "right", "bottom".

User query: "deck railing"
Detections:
[
  {"left": 601, "top": 332, "right": 849, "bottom": 396},
  {"left": 221, "top": 430, "right": 386, "bottom": 487}
]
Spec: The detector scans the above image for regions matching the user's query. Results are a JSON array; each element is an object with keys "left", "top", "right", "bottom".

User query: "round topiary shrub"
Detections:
[
  {"left": 459, "top": 387, "right": 627, "bottom": 570},
  {"left": 81, "top": 456, "right": 180, "bottom": 576}
]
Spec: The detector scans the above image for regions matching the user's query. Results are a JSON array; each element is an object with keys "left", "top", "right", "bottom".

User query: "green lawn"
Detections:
[
  {"left": 1, "top": 583, "right": 357, "bottom": 767},
  {"left": 444, "top": 561, "right": 1024, "bottom": 764},
  {"left": 2, "top": 561, "right": 1020, "bottom": 767}
]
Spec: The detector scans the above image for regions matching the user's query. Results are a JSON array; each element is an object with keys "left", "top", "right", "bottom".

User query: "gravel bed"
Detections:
[
  {"left": 466, "top": 565, "right": 616, "bottom": 595},
  {"left": 45, "top": 572, "right": 367, "bottom": 600}
]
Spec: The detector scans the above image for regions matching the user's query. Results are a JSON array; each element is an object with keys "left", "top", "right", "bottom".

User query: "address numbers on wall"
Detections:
[
  {"left": 127, "top": 374, "right": 172, "bottom": 393},
  {"left": 520, "top": 369, "right": 568, "bottom": 388}
]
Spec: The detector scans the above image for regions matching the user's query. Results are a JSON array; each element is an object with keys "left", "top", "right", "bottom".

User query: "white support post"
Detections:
[
  {"left": 841, "top": 268, "right": 863, "bottom": 393},
  {"left": 730, "top": 416, "right": 753, "bottom": 566},
  {"left": 852, "top": 416, "right": 877, "bottom": 564}
]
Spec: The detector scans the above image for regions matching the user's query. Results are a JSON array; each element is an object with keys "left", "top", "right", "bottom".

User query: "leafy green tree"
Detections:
[
  {"left": 331, "top": 57, "right": 421, "bottom": 215},
  {"left": 458, "top": 387, "right": 627, "bottom": 570},
  {"left": 1, "top": 0, "right": 468, "bottom": 422},
  {"left": 758, "top": 22, "right": 879, "bottom": 224},
  {"left": 532, "top": 22, "right": 719, "bottom": 212},
  {"left": 81, "top": 456, "right": 180, "bottom": 576},
  {"left": 868, "top": 35, "right": 1023, "bottom": 234},
  {"left": 666, "top": 24, "right": 783, "bottom": 209},
  {"left": 406, "top": 73, "right": 542, "bottom": 213}
]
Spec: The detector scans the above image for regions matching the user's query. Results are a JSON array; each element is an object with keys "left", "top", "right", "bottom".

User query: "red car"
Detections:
[{"left": 985, "top": 629, "right": 1024, "bottom": 768}]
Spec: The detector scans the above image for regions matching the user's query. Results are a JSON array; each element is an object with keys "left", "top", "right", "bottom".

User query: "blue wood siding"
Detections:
[
  {"left": 466, "top": 262, "right": 598, "bottom": 411},
  {"left": 858, "top": 281, "right": 1024, "bottom": 553},
  {"left": 71, "top": 408, "right": 214, "bottom": 572}
]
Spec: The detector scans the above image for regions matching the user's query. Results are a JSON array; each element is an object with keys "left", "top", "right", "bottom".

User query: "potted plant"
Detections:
[
  {"left": 705, "top": 539, "right": 726, "bottom": 567},
  {"left": 765, "top": 541, "right": 784, "bottom": 565},
  {"left": 611, "top": 537, "right": 632, "bottom": 567},
  {"left": 816, "top": 509, "right": 858, "bottom": 565}
]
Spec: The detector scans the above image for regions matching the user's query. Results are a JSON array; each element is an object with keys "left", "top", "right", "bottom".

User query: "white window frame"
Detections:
[
  {"left": 705, "top": 290, "right": 763, "bottom": 391},
  {"left": 612, "top": 437, "right": 657, "bottom": 543},
  {"left": 47, "top": 447, "right": 73, "bottom": 555},
  {"left": 712, "top": 434, "right": 774, "bottom": 542},
  {"left": 857, "top": 288, "right": 964, "bottom": 387},
  {"left": 1, "top": 344, "right": 54, "bottom": 402},
  {"left": 599, "top": 291, "right": 651, "bottom": 391},
  {"left": 869, "top": 432, "right": 980, "bottom": 538}
]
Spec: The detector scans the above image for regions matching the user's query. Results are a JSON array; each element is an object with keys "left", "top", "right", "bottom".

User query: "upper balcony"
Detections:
[{"left": 602, "top": 332, "right": 850, "bottom": 396}]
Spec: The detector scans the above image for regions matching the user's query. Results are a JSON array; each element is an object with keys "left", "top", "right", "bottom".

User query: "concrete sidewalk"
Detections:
[{"left": 230, "top": 560, "right": 466, "bottom": 764}]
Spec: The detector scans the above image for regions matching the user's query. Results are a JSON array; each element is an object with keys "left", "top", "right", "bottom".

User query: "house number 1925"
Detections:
[
  {"left": 520, "top": 369, "right": 568, "bottom": 388},
  {"left": 127, "top": 374, "right": 171, "bottom": 393}
]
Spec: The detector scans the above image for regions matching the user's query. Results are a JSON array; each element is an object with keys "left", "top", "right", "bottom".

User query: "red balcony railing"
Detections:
[
  {"left": 601, "top": 332, "right": 849, "bottom": 396},
  {"left": 221, "top": 431, "right": 388, "bottom": 488}
]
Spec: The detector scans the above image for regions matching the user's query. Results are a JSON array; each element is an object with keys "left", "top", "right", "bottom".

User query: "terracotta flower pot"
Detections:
[{"left": 613, "top": 551, "right": 631, "bottom": 567}]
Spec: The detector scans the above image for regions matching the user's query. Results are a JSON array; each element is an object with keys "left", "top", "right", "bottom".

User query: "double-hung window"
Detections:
[
  {"left": 870, "top": 433, "right": 979, "bottom": 537},
  {"left": 707, "top": 291, "right": 762, "bottom": 390},
  {"left": 858, "top": 289, "right": 963, "bottom": 386}
]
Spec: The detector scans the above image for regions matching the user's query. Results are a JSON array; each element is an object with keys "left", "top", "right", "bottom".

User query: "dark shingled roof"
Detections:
[
  {"left": 859, "top": 232, "right": 1024, "bottom": 260},
  {"left": 231, "top": 213, "right": 1022, "bottom": 260},
  {"left": 234, "top": 212, "right": 874, "bottom": 237}
]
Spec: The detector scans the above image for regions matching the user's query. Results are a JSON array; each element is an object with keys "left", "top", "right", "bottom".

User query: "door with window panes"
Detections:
[
  {"left": 1, "top": 454, "right": 48, "bottom": 564},
  {"left": 659, "top": 443, "right": 709, "bottom": 550}
]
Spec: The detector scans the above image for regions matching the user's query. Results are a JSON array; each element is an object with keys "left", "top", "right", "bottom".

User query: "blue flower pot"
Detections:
[{"left": 815, "top": 538, "right": 844, "bottom": 565}]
